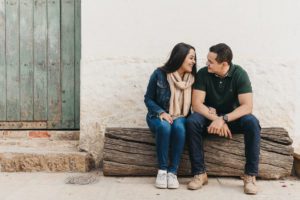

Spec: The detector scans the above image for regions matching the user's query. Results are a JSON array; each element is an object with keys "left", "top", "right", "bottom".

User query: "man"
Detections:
[{"left": 186, "top": 43, "right": 261, "bottom": 195}]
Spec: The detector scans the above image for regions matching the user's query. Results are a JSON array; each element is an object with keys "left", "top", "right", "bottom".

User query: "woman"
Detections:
[{"left": 144, "top": 43, "right": 197, "bottom": 189}]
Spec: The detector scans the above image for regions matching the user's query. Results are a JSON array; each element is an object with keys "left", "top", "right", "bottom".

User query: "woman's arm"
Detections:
[{"left": 144, "top": 70, "right": 165, "bottom": 117}]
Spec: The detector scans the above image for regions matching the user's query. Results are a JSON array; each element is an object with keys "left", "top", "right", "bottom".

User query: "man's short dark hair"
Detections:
[{"left": 209, "top": 43, "right": 233, "bottom": 65}]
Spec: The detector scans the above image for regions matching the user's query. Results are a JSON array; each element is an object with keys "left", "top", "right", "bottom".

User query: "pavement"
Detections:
[{"left": 0, "top": 170, "right": 299, "bottom": 200}]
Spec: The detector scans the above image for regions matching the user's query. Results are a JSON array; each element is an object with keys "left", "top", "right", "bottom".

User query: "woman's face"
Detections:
[{"left": 179, "top": 49, "right": 196, "bottom": 73}]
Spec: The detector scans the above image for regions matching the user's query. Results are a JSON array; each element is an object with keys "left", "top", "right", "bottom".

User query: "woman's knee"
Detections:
[
  {"left": 172, "top": 126, "right": 186, "bottom": 140},
  {"left": 155, "top": 120, "right": 172, "bottom": 136},
  {"left": 170, "top": 118, "right": 185, "bottom": 136},
  {"left": 172, "top": 117, "right": 186, "bottom": 130}
]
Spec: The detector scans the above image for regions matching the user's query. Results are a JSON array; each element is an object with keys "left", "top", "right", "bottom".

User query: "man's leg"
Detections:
[
  {"left": 186, "top": 112, "right": 208, "bottom": 190},
  {"left": 239, "top": 114, "right": 260, "bottom": 176},
  {"left": 186, "top": 113, "right": 207, "bottom": 174},
  {"left": 232, "top": 114, "right": 260, "bottom": 194}
]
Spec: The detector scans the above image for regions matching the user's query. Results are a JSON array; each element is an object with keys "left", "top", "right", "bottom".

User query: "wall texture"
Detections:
[{"left": 79, "top": 0, "right": 300, "bottom": 165}]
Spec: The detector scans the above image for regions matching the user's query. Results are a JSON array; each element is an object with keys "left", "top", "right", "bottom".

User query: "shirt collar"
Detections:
[
  {"left": 227, "top": 63, "right": 235, "bottom": 77},
  {"left": 214, "top": 63, "right": 235, "bottom": 78}
]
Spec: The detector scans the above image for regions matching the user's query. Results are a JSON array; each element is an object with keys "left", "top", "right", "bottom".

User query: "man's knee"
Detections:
[
  {"left": 240, "top": 114, "right": 261, "bottom": 132},
  {"left": 186, "top": 113, "right": 206, "bottom": 128}
]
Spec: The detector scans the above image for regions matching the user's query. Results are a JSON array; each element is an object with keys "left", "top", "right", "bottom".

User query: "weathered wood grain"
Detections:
[
  {"left": 61, "top": 0, "right": 75, "bottom": 129},
  {"left": 20, "top": 0, "right": 34, "bottom": 120},
  {"left": 34, "top": 0, "right": 47, "bottom": 120},
  {"left": 47, "top": 0, "right": 62, "bottom": 129},
  {"left": 0, "top": 121, "right": 47, "bottom": 129},
  {"left": 0, "top": 0, "right": 80, "bottom": 129},
  {"left": 103, "top": 127, "right": 294, "bottom": 179},
  {"left": 6, "top": 0, "right": 20, "bottom": 121},
  {"left": 0, "top": 0, "right": 6, "bottom": 120},
  {"left": 74, "top": 0, "right": 81, "bottom": 129}
]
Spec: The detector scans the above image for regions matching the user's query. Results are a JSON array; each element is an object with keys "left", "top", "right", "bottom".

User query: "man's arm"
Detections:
[
  {"left": 193, "top": 89, "right": 228, "bottom": 135},
  {"left": 192, "top": 89, "right": 219, "bottom": 121},
  {"left": 225, "top": 93, "right": 253, "bottom": 122}
]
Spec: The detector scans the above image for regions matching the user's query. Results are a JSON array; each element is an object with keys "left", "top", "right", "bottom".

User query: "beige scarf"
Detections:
[{"left": 167, "top": 71, "right": 194, "bottom": 119}]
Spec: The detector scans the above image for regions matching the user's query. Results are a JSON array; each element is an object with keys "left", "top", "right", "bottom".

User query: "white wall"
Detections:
[{"left": 79, "top": 0, "right": 300, "bottom": 164}]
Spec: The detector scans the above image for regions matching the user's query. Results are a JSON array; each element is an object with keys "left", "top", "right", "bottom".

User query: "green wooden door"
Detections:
[{"left": 0, "top": 0, "right": 80, "bottom": 129}]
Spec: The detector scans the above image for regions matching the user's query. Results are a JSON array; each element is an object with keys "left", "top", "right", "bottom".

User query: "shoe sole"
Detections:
[
  {"left": 187, "top": 180, "right": 208, "bottom": 190},
  {"left": 168, "top": 185, "right": 179, "bottom": 189},
  {"left": 244, "top": 190, "right": 257, "bottom": 195},
  {"left": 155, "top": 184, "right": 167, "bottom": 189}
]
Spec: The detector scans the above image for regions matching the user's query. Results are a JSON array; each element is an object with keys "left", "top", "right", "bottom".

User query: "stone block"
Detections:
[{"left": 293, "top": 147, "right": 300, "bottom": 178}]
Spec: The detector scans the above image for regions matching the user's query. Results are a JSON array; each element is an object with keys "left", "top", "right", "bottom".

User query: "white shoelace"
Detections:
[
  {"left": 157, "top": 173, "right": 167, "bottom": 181},
  {"left": 168, "top": 173, "right": 178, "bottom": 184}
]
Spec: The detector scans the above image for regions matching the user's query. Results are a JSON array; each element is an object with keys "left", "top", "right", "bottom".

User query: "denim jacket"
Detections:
[{"left": 144, "top": 68, "right": 171, "bottom": 118}]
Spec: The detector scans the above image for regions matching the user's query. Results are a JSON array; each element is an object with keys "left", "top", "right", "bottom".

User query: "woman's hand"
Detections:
[{"left": 159, "top": 112, "right": 173, "bottom": 124}]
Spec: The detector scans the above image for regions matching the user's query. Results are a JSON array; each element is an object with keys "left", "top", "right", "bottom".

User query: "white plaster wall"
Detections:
[{"left": 79, "top": 0, "right": 300, "bottom": 164}]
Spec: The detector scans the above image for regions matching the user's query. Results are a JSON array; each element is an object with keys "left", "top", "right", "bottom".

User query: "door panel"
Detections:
[
  {"left": 34, "top": 0, "right": 48, "bottom": 121},
  {"left": 0, "top": 0, "right": 80, "bottom": 129},
  {"left": 61, "top": 0, "right": 75, "bottom": 129},
  {"left": 20, "top": 0, "right": 34, "bottom": 121},
  {"left": 0, "top": 0, "right": 6, "bottom": 120},
  {"left": 74, "top": 0, "right": 80, "bottom": 129},
  {"left": 6, "top": 0, "right": 20, "bottom": 121},
  {"left": 47, "top": 0, "right": 61, "bottom": 128}
]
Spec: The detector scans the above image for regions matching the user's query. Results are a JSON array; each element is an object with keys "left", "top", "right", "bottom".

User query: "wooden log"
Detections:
[{"left": 103, "top": 127, "right": 293, "bottom": 179}]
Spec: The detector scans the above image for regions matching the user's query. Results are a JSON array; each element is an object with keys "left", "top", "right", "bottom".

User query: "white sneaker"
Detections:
[
  {"left": 155, "top": 170, "right": 167, "bottom": 189},
  {"left": 167, "top": 172, "right": 179, "bottom": 189}
]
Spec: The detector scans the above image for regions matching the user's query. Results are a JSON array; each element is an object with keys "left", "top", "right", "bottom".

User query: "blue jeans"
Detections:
[
  {"left": 186, "top": 113, "right": 261, "bottom": 176},
  {"left": 146, "top": 115, "right": 186, "bottom": 174}
]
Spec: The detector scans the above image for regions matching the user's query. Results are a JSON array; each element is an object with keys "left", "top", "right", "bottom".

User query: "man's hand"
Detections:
[
  {"left": 207, "top": 117, "right": 225, "bottom": 134},
  {"left": 219, "top": 123, "right": 232, "bottom": 139},
  {"left": 159, "top": 112, "right": 173, "bottom": 124},
  {"left": 208, "top": 107, "right": 217, "bottom": 115}
]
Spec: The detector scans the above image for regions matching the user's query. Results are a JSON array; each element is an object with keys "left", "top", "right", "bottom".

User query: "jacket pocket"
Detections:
[
  {"left": 157, "top": 81, "right": 168, "bottom": 89},
  {"left": 156, "top": 80, "right": 168, "bottom": 97}
]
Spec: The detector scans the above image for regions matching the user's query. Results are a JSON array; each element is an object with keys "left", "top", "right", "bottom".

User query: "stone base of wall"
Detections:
[{"left": 0, "top": 131, "right": 94, "bottom": 172}]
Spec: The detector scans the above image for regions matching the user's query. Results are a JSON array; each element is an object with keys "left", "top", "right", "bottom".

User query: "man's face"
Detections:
[{"left": 206, "top": 52, "right": 223, "bottom": 74}]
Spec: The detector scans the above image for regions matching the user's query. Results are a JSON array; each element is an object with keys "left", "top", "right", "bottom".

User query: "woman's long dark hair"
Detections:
[{"left": 161, "top": 42, "right": 197, "bottom": 76}]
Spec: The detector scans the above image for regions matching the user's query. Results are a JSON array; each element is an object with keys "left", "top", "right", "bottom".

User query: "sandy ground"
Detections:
[{"left": 0, "top": 170, "right": 299, "bottom": 200}]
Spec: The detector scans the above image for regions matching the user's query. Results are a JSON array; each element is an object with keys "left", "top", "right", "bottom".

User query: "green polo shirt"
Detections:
[{"left": 193, "top": 64, "right": 252, "bottom": 114}]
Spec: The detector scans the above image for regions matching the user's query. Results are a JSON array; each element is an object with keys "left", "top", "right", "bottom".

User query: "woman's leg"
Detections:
[
  {"left": 168, "top": 117, "right": 186, "bottom": 174},
  {"left": 147, "top": 116, "right": 172, "bottom": 171}
]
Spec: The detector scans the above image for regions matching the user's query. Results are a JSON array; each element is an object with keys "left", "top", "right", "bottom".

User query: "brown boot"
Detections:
[
  {"left": 243, "top": 175, "right": 258, "bottom": 195},
  {"left": 187, "top": 173, "right": 208, "bottom": 190}
]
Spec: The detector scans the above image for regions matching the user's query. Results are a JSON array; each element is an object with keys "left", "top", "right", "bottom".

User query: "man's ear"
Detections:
[{"left": 222, "top": 61, "right": 229, "bottom": 67}]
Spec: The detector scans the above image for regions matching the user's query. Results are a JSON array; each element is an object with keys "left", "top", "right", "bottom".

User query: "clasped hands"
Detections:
[
  {"left": 207, "top": 107, "right": 232, "bottom": 139},
  {"left": 159, "top": 107, "right": 232, "bottom": 138}
]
